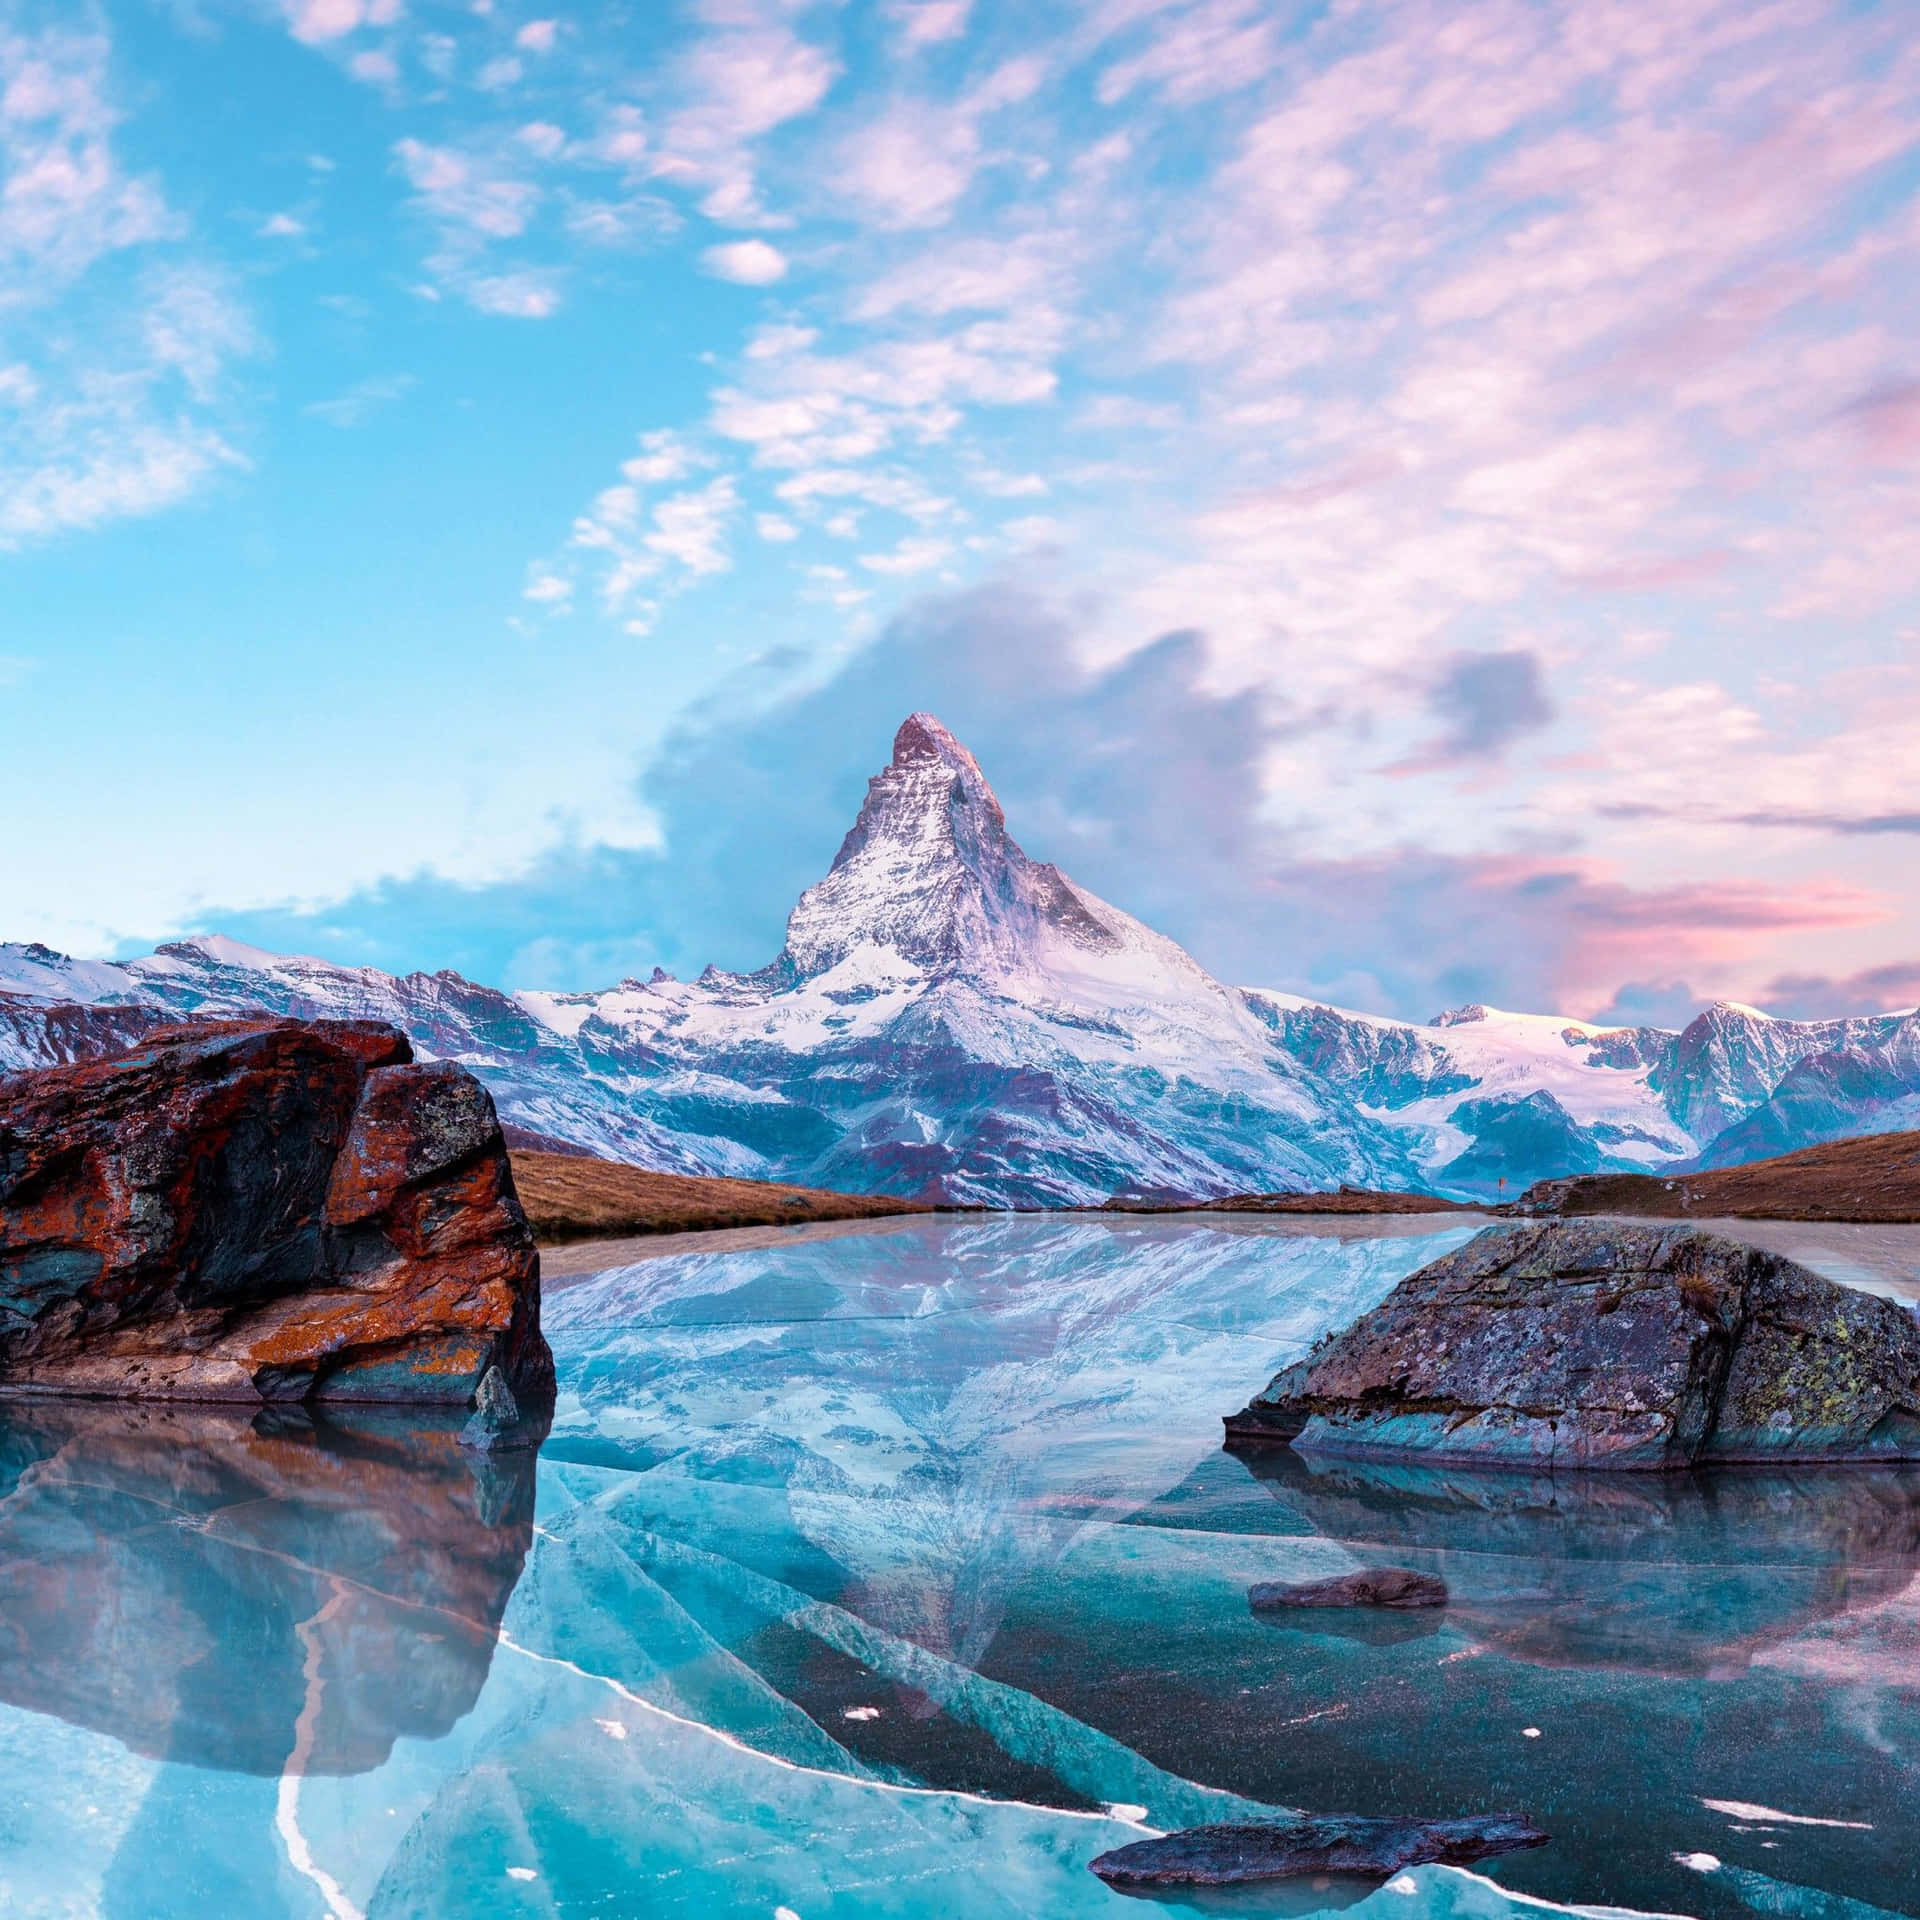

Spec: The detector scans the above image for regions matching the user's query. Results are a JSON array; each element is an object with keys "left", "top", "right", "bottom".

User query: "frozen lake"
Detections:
[{"left": 3, "top": 1213, "right": 1919, "bottom": 1918}]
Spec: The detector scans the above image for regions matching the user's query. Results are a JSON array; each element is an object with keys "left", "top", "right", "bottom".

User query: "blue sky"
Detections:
[{"left": 4, "top": 0, "right": 1919, "bottom": 1022}]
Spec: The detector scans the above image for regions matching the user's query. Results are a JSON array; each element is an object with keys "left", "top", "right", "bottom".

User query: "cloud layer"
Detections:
[
  {"left": 216, "top": 584, "right": 1887, "bottom": 1021},
  {"left": 6, "top": 0, "right": 1917, "bottom": 1020},
  {"left": 0, "top": 22, "right": 251, "bottom": 545}
]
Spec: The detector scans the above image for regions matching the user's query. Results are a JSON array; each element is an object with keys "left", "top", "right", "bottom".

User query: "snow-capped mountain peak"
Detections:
[
  {"left": 779, "top": 711, "right": 1155, "bottom": 989},
  {"left": 5, "top": 715, "right": 1919, "bottom": 1204}
]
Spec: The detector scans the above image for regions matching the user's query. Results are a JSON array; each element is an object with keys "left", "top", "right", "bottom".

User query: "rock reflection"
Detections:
[
  {"left": 1235, "top": 1447, "right": 1920, "bottom": 1676},
  {"left": 0, "top": 1402, "right": 536, "bottom": 1775}
]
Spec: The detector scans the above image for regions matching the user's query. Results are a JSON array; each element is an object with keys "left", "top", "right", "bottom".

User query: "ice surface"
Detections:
[{"left": 2, "top": 1219, "right": 1920, "bottom": 1917}]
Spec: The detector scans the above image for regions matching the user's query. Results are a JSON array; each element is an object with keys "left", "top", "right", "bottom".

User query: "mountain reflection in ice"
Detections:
[
  {"left": 5, "top": 1214, "right": 1920, "bottom": 1920},
  {"left": 540, "top": 1215, "right": 1452, "bottom": 1676}
]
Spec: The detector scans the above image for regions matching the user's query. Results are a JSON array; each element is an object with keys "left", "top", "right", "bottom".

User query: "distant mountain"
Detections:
[{"left": 4, "top": 713, "right": 1916, "bottom": 1205}]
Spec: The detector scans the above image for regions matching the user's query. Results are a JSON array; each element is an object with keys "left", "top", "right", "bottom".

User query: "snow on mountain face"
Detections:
[
  {"left": 780, "top": 713, "right": 1132, "bottom": 982},
  {"left": 1, "top": 714, "right": 1913, "bottom": 1202},
  {"left": 1692, "top": 1012, "right": 1920, "bottom": 1167}
]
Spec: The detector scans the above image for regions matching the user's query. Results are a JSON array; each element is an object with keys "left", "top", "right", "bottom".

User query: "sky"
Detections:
[{"left": 2, "top": 0, "right": 1918, "bottom": 1025}]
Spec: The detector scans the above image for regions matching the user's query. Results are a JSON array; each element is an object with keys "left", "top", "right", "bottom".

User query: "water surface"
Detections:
[{"left": 4, "top": 1215, "right": 1920, "bottom": 1919}]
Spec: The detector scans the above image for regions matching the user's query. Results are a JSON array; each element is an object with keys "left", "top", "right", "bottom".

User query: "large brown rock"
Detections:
[
  {"left": 1224, "top": 1222, "right": 1920, "bottom": 1469},
  {"left": 0, "top": 1018, "right": 552, "bottom": 1406}
]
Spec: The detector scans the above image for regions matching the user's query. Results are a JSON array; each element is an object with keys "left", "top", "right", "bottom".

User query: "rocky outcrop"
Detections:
[
  {"left": 1089, "top": 1814, "right": 1548, "bottom": 1887},
  {"left": 1249, "top": 1567, "right": 1447, "bottom": 1610},
  {"left": 1224, "top": 1223, "right": 1920, "bottom": 1469},
  {"left": 459, "top": 1363, "right": 538, "bottom": 1451},
  {"left": 0, "top": 1018, "right": 552, "bottom": 1406}
]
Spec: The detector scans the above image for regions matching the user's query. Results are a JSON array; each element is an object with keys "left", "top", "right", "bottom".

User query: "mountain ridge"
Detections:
[{"left": 4, "top": 715, "right": 1917, "bottom": 1205}]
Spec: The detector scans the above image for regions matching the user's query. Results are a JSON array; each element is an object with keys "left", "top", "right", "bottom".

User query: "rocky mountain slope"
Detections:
[{"left": 3, "top": 714, "right": 1916, "bottom": 1205}]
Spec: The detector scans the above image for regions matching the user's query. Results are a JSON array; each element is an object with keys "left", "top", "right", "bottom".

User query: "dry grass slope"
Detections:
[
  {"left": 1517, "top": 1130, "right": 1920, "bottom": 1223},
  {"left": 1107, "top": 1186, "right": 1474, "bottom": 1216},
  {"left": 507, "top": 1151, "right": 932, "bottom": 1244}
]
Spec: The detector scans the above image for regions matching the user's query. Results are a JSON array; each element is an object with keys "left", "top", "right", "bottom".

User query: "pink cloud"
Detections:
[
  {"left": 280, "top": 0, "right": 401, "bottom": 44},
  {"left": 653, "top": 7, "right": 838, "bottom": 220},
  {"left": 1841, "top": 380, "right": 1920, "bottom": 461},
  {"left": 1761, "top": 960, "right": 1920, "bottom": 1019}
]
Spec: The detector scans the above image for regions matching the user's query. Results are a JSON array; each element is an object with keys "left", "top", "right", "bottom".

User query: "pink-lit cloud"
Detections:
[{"left": 220, "top": 0, "right": 1920, "bottom": 1007}]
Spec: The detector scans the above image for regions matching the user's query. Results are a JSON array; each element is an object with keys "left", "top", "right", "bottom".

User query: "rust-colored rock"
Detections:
[{"left": 0, "top": 1018, "right": 552, "bottom": 1406}]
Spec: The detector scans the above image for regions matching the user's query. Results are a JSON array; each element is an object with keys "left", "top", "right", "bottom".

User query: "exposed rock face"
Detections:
[
  {"left": 0, "top": 1018, "right": 552, "bottom": 1406},
  {"left": 1088, "top": 1814, "right": 1548, "bottom": 1887},
  {"left": 1224, "top": 1223, "right": 1920, "bottom": 1469},
  {"left": 1249, "top": 1567, "right": 1447, "bottom": 1610},
  {"left": 1696, "top": 1015, "right": 1920, "bottom": 1169},
  {"left": 1440, "top": 1089, "right": 1604, "bottom": 1190},
  {"left": 0, "top": 990, "right": 173, "bottom": 1071},
  {"left": 1243, "top": 996, "right": 1472, "bottom": 1109},
  {"left": 776, "top": 711, "right": 1127, "bottom": 982}
]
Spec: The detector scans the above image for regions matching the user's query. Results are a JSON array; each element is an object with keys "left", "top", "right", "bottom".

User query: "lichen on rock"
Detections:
[
  {"left": 1224, "top": 1221, "right": 1920, "bottom": 1469},
  {"left": 0, "top": 1018, "right": 552, "bottom": 1408}
]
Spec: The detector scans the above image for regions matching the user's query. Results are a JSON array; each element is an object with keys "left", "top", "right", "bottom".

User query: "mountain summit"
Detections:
[
  {"left": 778, "top": 712, "right": 1124, "bottom": 981},
  {"left": 3, "top": 714, "right": 1918, "bottom": 1203}
]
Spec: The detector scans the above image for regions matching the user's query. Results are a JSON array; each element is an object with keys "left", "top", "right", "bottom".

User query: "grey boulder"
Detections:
[{"left": 1224, "top": 1222, "right": 1920, "bottom": 1470}]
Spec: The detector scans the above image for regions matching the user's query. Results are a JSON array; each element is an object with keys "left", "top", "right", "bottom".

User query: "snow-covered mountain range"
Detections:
[{"left": 5, "top": 713, "right": 1917, "bottom": 1204}]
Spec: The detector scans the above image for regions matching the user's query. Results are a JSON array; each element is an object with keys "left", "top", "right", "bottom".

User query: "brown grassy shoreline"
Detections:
[
  {"left": 1507, "top": 1130, "right": 1920, "bottom": 1224},
  {"left": 508, "top": 1151, "right": 933, "bottom": 1243},
  {"left": 510, "top": 1129, "right": 1920, "bottom": 1247}
]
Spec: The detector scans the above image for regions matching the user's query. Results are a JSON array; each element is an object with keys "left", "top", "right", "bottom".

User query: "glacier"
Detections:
[{"left": 4, "top": 713, "right": 1917, "bottom": 1204}]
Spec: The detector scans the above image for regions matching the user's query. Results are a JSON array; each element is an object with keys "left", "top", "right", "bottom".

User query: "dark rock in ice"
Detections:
[
  {"left": 1224, "top": 1221, "right": 1920, "bottom": 1469},
  {"left": 460, "top": 1363, "right": 537, "bottom": 1451},
  {"left": 1249, "top": 1566, "right": 1447, "bottom": 1610},
  {"left": 0, "top": 1017, "right": 552, "bottom": 1407},
  {"left": 1088, "top": 1813, "right": 1549, "bottom": 1887}
]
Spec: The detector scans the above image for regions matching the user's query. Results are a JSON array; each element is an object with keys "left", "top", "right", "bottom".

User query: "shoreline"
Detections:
[
  {"left": 523, "top": 1130, "right": 1920, "bottom": 1269},
  {"left": 538, "top": 1207, "right": 1502, "bottom": 1279}
]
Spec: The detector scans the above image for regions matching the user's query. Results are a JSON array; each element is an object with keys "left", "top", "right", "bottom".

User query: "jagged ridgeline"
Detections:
[{"left": 4, "top": 716, "right": 1918, "bottom": 1206}]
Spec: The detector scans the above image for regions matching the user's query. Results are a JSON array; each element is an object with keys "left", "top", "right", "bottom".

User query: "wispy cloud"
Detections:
[
  {"left": 649, "top": 0, "right": 839, "bottom": 222},
  {"left": 303, "top": 372, "right": 415, "bottom": 428},
  {"left": 0, "top": 25, "right": 252, "bottom": 547},
  {"left": 1761, "top": 962, "right": 1920, "bottom": 1020}
]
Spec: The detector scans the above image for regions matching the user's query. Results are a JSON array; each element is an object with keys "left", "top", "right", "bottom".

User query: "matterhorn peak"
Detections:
[
  {"left": 774, "top": 713, "right": 1129, "bottom": 984},
  {"left": 882, "top": 711, "right": 1001, "bottom": 809},
  {"left": 891, "top": 711, "right": 980, "bottom": 773}
]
